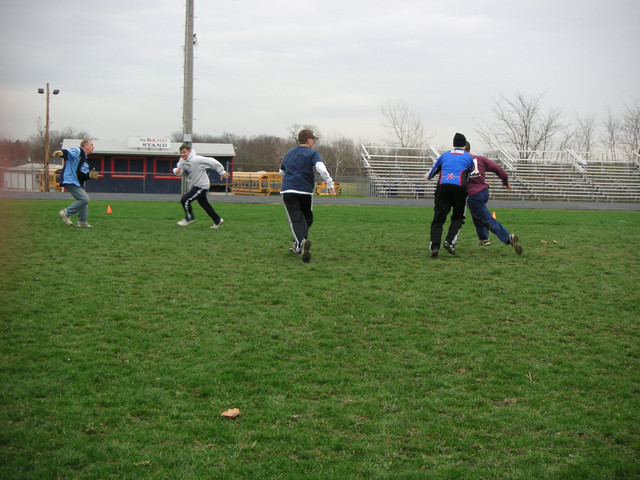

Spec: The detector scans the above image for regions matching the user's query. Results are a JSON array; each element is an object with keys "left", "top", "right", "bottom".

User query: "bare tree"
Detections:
[
  {"left": 315, "top": 136, "right": 360, "bottom": 178},
  {"left": 380, "top": 99, "right": 429, "bottom": 148},
  {"left": 621, "top": 99, "right": 640, "bottom": 155},
  {"left": 28, "top": 122, "right": 91, "bottom": 166},
  {"left": 51, "top": 127, "right": 92, "bottom": 150},
  {"left": 28, "top": 119, "right": 48, "bottom": 165},
  {"left": 0, "top": 135, "right": 30, "bottom": 167},
  {"left": 600, "top": 106, "right": 621, "bottom": 161},
  {"left": 287, "top": 124, "right": 321, "bottom": 145},
  {"left": 331, "top": 136, "right": 360, "bottom": 177},
  {"left": 476, "top": 92, "right": 563, "bottom": 158},
  {"left": 285, "top": 127, "right": 361, "bottom": 176},
  {"left": 240, "top": 135, "right": 290, "bottom": 171},
  {"left": 574, "top": 113, "right": 598, "bottom": 159},
  {"left": 555, "top": 128, "right": 574, "bottom": 152}
]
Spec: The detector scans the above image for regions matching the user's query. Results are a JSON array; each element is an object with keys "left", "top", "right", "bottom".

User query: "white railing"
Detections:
[
  {"left": 357, "top": 145, "right": 640, "bottom": 201},
  {"left": 428, "top": 146, "right": 441, "bottom": 159},
  {"left": 567, "top": 150, "right": 587, "bottom": 173},
  {"left": 497, "top": 149, "right": 517, "bottom": 172},
  {"left": 360, "top": 145, "right": 372, "bottom": 169}
]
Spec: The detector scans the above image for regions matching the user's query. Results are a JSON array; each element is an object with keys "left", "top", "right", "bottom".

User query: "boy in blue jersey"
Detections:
[
  {"left": 425, "top": 133, "right": 474, "bottom": 257},
  {"left": 53, "top": 139, "right": 99, "bottom": 228},
  {"left": 279, "top": 129, "right": 335, "bottom": 263}
]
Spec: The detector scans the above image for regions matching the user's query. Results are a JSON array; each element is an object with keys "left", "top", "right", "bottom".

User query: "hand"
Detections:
[
  {"left": 328, "top": 187, "right": 336, "bottom": 196},
  {"left": 221, "top": 172, "right": 231, "bottom": 180},
  {"left": 505, "top": 185, "right": 513, "bottom": 192},
  {"left": 53, "top": 150, "right": 63, "bottom": 157},
  {"left": 89, "top": 168, "right": 100, "bottom": 180},
  {"left": 173, "top": 167, "right": 180, "bottom": 175}
]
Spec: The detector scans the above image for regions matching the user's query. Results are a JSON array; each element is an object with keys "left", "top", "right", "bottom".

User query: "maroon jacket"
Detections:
[{"left": 467, "top": 155, "right": 509, "bottom": 197}]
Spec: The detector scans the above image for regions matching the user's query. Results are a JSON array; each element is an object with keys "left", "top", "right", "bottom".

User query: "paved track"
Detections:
[{"left": 1, "top": 191, "right": 638, "bottom": 211}]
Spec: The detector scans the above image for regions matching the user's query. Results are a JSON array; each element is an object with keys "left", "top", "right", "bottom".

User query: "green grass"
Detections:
[{"left": 1, "top": 199, "right": 639, "bottom": 479}]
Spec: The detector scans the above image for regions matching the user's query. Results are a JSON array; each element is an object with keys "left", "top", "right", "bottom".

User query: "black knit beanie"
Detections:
[{"left": 453, "top": 133, "right": 467, "bottom": 148}]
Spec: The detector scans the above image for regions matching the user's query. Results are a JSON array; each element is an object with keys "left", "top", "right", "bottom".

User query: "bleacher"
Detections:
[
  {"left": 361, "top": 145, "right": 640, "bottom": 202},
  {"left": 360, "top": 145, "right": 438, "bottom": 198},
  {"left": 584, "top": 159, "right": 640, "bottom": 202}
]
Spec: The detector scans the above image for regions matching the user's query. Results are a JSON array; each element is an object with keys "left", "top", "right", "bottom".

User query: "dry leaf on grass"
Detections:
[{"left": 221, "top": 408, "right": 241, "bottom": 419}]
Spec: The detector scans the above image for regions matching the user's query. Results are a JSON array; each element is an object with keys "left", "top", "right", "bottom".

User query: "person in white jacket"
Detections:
[{"left": 173, "top": 144, "right": 231, "bottom": 228}]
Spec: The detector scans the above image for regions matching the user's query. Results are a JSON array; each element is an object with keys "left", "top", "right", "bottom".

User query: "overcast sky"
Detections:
[{"left": 1, "top": 0, "right": 638, "bottom": 150}]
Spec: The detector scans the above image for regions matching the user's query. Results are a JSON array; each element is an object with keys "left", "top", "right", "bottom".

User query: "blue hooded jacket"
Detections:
[{"left": 60, "top": 147, "right": 90, "bottom": 187}]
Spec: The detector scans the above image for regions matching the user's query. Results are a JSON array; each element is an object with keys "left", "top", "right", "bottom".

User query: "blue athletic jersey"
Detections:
[{"left": 428, "top": 149, "right": 474, "bottom": 186}]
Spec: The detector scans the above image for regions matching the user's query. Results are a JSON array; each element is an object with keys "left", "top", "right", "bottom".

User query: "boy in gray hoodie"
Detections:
[{"left": 173, "top": 144, "right": 230, "bottom": 228}]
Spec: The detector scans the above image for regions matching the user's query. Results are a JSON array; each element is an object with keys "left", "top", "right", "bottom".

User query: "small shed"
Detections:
[
  {"left": 2, "top": 161, "right": 63, "bottom": 191},
  {"left": 61, "top": 138, "right": 235, "bottom": 194}
]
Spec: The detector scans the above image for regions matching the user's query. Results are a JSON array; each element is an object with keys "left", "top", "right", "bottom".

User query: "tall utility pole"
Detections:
[
  {"left": 182, "top": 0, "right": 194, "bottom": 146},
  {"left": 38, "top": 83, "right": 60, "bottom": 192}
]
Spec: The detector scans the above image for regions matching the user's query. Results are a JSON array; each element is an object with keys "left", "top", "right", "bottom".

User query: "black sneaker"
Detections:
[
  {"left": 509, "top": 234, "right": 523, "bottom": 255},
  {"left": 301, "top": 239, "right": 312, "bottom": 263},
  {"left": 443, "top": 241, "right": 456, "bottom": 255},
  {"left": 430, "top": 249, "right": 439, "bottom": 258}
]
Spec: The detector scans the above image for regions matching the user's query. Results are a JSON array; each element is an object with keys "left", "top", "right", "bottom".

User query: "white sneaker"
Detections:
[
  {"left": 211, "top": 218, "right": 224, "bottom": 229},
  {"left": 289, "top": 242, "right": 301, "bottom": 255},
  {"left": 177, "top": 219, "right": 194, "bottom": 226},
  {"left": 59, "top": 209, "right": 72, "bottom": 226},
  {"left": 77, "top": 222, "right": 93, "bottom": 228}
]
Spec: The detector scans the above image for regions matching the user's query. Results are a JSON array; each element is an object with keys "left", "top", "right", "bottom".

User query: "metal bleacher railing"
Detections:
[{"left": 360, "top": 145, "right": 640, "bottom": 202}]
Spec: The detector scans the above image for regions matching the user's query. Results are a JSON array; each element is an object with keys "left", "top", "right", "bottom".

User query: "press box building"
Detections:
[{"left": 61, "top": 137, "right": 236, "bottom": 194}]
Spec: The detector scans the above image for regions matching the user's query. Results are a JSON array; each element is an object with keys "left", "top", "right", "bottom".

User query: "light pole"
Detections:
[{"left": 38, "top": 83, "right": 60, "bottom": 192}]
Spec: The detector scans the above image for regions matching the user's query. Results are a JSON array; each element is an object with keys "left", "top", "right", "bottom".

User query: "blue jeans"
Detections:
[
  {"left": 466, "top": 188, "right": 510, "bottom": 244},
  {"left": 64, "top": 184, "right": 90, "bottom": 223}
]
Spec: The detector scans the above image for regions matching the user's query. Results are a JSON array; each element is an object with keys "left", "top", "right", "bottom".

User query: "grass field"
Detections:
[{"left": 1, "top": 199, "right": 639, "bottom": 479}]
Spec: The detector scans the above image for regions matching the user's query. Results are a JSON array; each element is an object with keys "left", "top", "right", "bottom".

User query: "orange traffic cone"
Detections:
[
  {"left": 107, "top": 205, "right": 112, "bottom": 214},
  {"left": 492, "top": 211, "right": 496, "bottom": 219}
]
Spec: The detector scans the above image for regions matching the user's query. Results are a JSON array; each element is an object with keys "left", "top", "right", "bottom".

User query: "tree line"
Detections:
[
  {"left": 172, "top": 128, "right": 364, "bottom": 177},
  {"left": 2, "top": 92, "right": 638, "bottom": 175},
  {"left": 476, "top": 93, "right": 640, "bottom": 160}
]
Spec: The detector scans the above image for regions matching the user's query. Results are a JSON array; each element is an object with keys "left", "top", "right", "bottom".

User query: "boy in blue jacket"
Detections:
[{"left": 54, "top": 139, "right": 99, "bottom": 228}]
